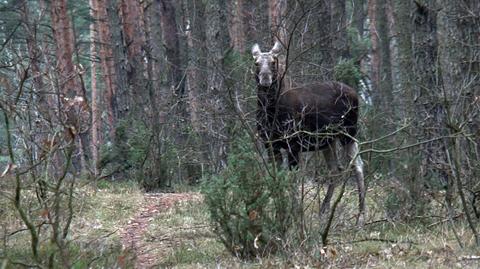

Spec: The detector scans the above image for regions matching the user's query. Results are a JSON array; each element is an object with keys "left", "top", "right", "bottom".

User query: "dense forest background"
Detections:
[{"left": 0, "top": 0, "right": 479, "bottom": 267}]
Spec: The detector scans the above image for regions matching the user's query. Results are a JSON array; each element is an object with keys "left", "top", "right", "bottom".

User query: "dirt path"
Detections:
[{"left": 119, "top": 192, "right": 201, "bottom": 268}]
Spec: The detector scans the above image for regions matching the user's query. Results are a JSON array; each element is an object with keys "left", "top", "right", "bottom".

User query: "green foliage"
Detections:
[
  {"left": 334, "top": 58, "right": 363, "bottom": 88},
  {"left": 99, "top": 118, "right": 195, "bottom": 190},
  {"left": 100, "top": 119, "right": 150, "bottom": 171},
  {"left": 331, "top": 27, "right": 369, "bottom": 90},
  {"left": 347, "top": 27, "right": 370, "bottom": 62},
  {"left": 202, "top": 134, "right": 296, "bottom": 259}
]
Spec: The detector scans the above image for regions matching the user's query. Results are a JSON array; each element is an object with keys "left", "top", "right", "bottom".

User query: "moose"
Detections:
[{"left": 252, "top": 42, "right": 366, "bottom": 224}]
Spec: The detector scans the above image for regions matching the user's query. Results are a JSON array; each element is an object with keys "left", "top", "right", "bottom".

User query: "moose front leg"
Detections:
[
  {"left": 287, "top": 149, "right": 300, "bottom": 169},
  {"left": 346, "top": 141, "right": 366, "bottom": 226},
  {"left": 319, "top": 143, "right": 340, "bottom": 219}
]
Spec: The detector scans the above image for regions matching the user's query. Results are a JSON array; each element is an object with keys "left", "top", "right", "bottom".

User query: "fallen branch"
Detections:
[
  {"left": 335, "top": 237, "right": 417, "bottom": 245},
  {"left": 459, "top": 256, "right": 480, "bottom": 261},
  {"left": 427, "top": 213, "right": 463, "bottom": 228}
]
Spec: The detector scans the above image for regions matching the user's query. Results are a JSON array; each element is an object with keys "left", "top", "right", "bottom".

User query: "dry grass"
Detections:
[
  {"left": 139, "top": 180, "right": 480, "bottom": 268},
  {"left": 0, "top": 179, "right": 143, "bottom": 267},
  {"left": 2, "top": 178, "right": 480, "bottom": 268}
]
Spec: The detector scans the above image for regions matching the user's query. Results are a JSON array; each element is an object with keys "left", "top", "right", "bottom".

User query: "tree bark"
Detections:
[
  {"left": 50, "top": 0, "right": 90, "bottom": 173},
  {"left": 120, "top": 0, "right": 146, "bottom": 109},
  {"left": 331, "top": 0, "right": 348, "bottom": 59},
  {"left": 368, "top": 0, "right": 380, "bottom": 94},
  {"left": 393, "top": 0, "right": 414, "bottom": 116},
  {"left": 411, "top": 0, "right": 448, "bottom": 186},
  {"left": 107, "top": 0, "right": 129, "bottom": 121},
  {"left": 378, "top": 0, "right": 394, "bottom": 106},
  {"left": 94, "top": 0, "right": 117, "bottom": 140},
  {"left": 205, "top": 0, "right": 230, "bottom": 170},
  {"left": 353, "top": 0, "right": 366, "bottom": 36},
  {"left": 50, "top": 0, "right": 82, "bottom": 99},
  {"left": 157, "top": 0, "right": 183, "bottom": 94},
  {"left": 317, "top": 0, "right": 334, "bottom": 79},
  {"left": 268, "top": 0, "right": 287, "bottom": 45},
  {"left": 90, "top": 0, "right": 100, "bottom": 177},
  {"left": 437, "top": 0, "right": 480, "bottom": 245},
  {"left": 228, "top": 0, "right": 246, "bottom": 53},
  {"left": 184, "top": 8, "right": 202, "bottom": 135}
]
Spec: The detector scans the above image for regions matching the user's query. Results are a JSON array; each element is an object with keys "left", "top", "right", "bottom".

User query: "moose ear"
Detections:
[
  {"left": 252, "top": 43, "right": 261, "bottom": 59},
  {"left": 270, "top": 41, "right": 282, "bottom": 56}
]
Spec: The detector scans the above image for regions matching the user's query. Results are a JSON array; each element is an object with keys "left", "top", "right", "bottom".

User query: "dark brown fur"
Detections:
[{"left": 257, "top": 79, "right": 359, "bottom": 167}]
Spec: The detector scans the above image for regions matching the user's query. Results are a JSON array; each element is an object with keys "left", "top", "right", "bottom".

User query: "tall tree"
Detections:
[
  {"left": 378, "top": 0, "right": 393, "bottom": 105},
  {"left": 205, "top": 0, "right": 230, "bottom": 170},
  {"left": 331, "top": 0, "right": 348, "bottom": 59},
  {"left": 90, "top": 0, "right": 100, "bottom": 177},
  {"left": 353, "top": 0, "right": 366, "bottom": 36},
  {"left": 268, "top": 0, "right": 287, "bottom": 44},
  {"left": 50, "top": 0, "right": 90, "bottom": 172},
  {"left": 93, "top": 0, "right": 117, "bottom": 140},
  {"left": 120, "top": 0, "right": 146, "bottom": 112},
  {"left": 437, "top": 0, "right": 480, "bottom": 245},
  {"left": 183, "top": 0, "right": 203, "bottom": 136},
  {"left": 317, "top": 0, "right": 334, "bottom": 79},
  {"left": 228, "top": 0, "right": 246, "bottom": 53},
  {"left": 393, "top": 0, "right": 425, "bottom": 211},
  {"left": 394, "top": 0, "right": 414, "bottom": 113},
  {"left": 411, "top": 0, "right": 447, "bottom": 185},
  {"left": 368, "top": 0, "right": 380, "bottom": 95},
  {"left": 158, "top": 0, "right": 183, "bottom": 94}
]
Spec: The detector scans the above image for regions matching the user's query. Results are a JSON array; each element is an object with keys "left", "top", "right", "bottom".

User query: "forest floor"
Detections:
[
  {"left": 3, "top": 180, "right": 480, "bottom": 268},
  {"left": 111, "top": 182, "right": 480, "bottom": 268},
  {"left": 119, "top": 192, "right": 203, "bottom": 268}
]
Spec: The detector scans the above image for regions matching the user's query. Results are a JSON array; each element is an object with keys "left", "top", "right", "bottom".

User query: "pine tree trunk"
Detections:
[
  {"left": 393, "top": 0, "right": 414, "bottom": 117},
  {"left": 268, "top": 0, "right": 287, "bottom": 44},
  {"left": 90, "top": 0, "right": 100, "bottom": 177},
  {"left": 205, "top": 0, "right": 229, "bottom": 170},
  {"left": 158, "top": 0, "right": 183, "bottom": 94},
  {"left": 50, "top": 0, "right": 89, "bottom": 174},
  {"left": 353, "top": 0, "right": 365, "bottom": 36},
  {"left": 411, "top": 0, "right": 447, "bottom": 186},
  {"left": 228, "top": 0, "right": 246, "bottom": 53},
  {"left": 94, "top": 0, "right": 117, "bottom": 140},
  {"left": 378, "top": 0, "right": 393, "bottom": 106},
  {"left": 317, "top": 0, "right": 334, "bottom": 79},
  {"left": 393, "top": 0, "right": 422, "bottom": 210},
  {"left": 120, "top": 0, "right": 146, "bottom": 112},
  {"left": 184, "top": 13, "right": 202, "bottom": 136},
  {"left": 107, "top": 0, "right": 129, "bottom": 121},
  {"left": 368, "top": 0, "right": 380, "bottom": 94},
  {"left": 437, "top": 0, "right": 480, "bottom": 245},
  {"left": 331, "top": 0, "right": 348, "bottom": 59}
]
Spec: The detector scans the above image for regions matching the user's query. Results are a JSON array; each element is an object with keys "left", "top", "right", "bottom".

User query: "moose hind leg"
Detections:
[
  {"left": 319, "top": 143, "right": 340, "bottom": 218},
  {"left": 287, "top": 149, "right": 300, "bottom": 169},
  {"left": 346, "top": 141, "right": 366, "bottom": 226}
]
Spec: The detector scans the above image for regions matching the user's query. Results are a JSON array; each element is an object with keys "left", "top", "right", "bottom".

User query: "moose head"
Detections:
[{"left": 251, "top": 41, "right": 282, "bottom": 87}]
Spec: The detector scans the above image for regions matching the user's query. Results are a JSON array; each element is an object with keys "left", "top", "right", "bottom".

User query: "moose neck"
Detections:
[{"left": 257, "top": 79, "right": 282, "bottom": 110}]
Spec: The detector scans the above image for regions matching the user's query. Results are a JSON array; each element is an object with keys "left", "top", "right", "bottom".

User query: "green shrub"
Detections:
[
  {"left": 99, "top": 119, "right": 177, "bottom": 189},
  {"left": 202, "top": 135, "right": 297, "bottom": 259},
  {"left": 334, "top": 58, "right": 363, "bottom": 89}
]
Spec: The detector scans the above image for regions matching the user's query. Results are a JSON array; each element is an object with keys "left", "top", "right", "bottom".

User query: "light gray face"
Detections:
[{"left": 252, "top": 42, "right": 282, "bottom": 87}]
